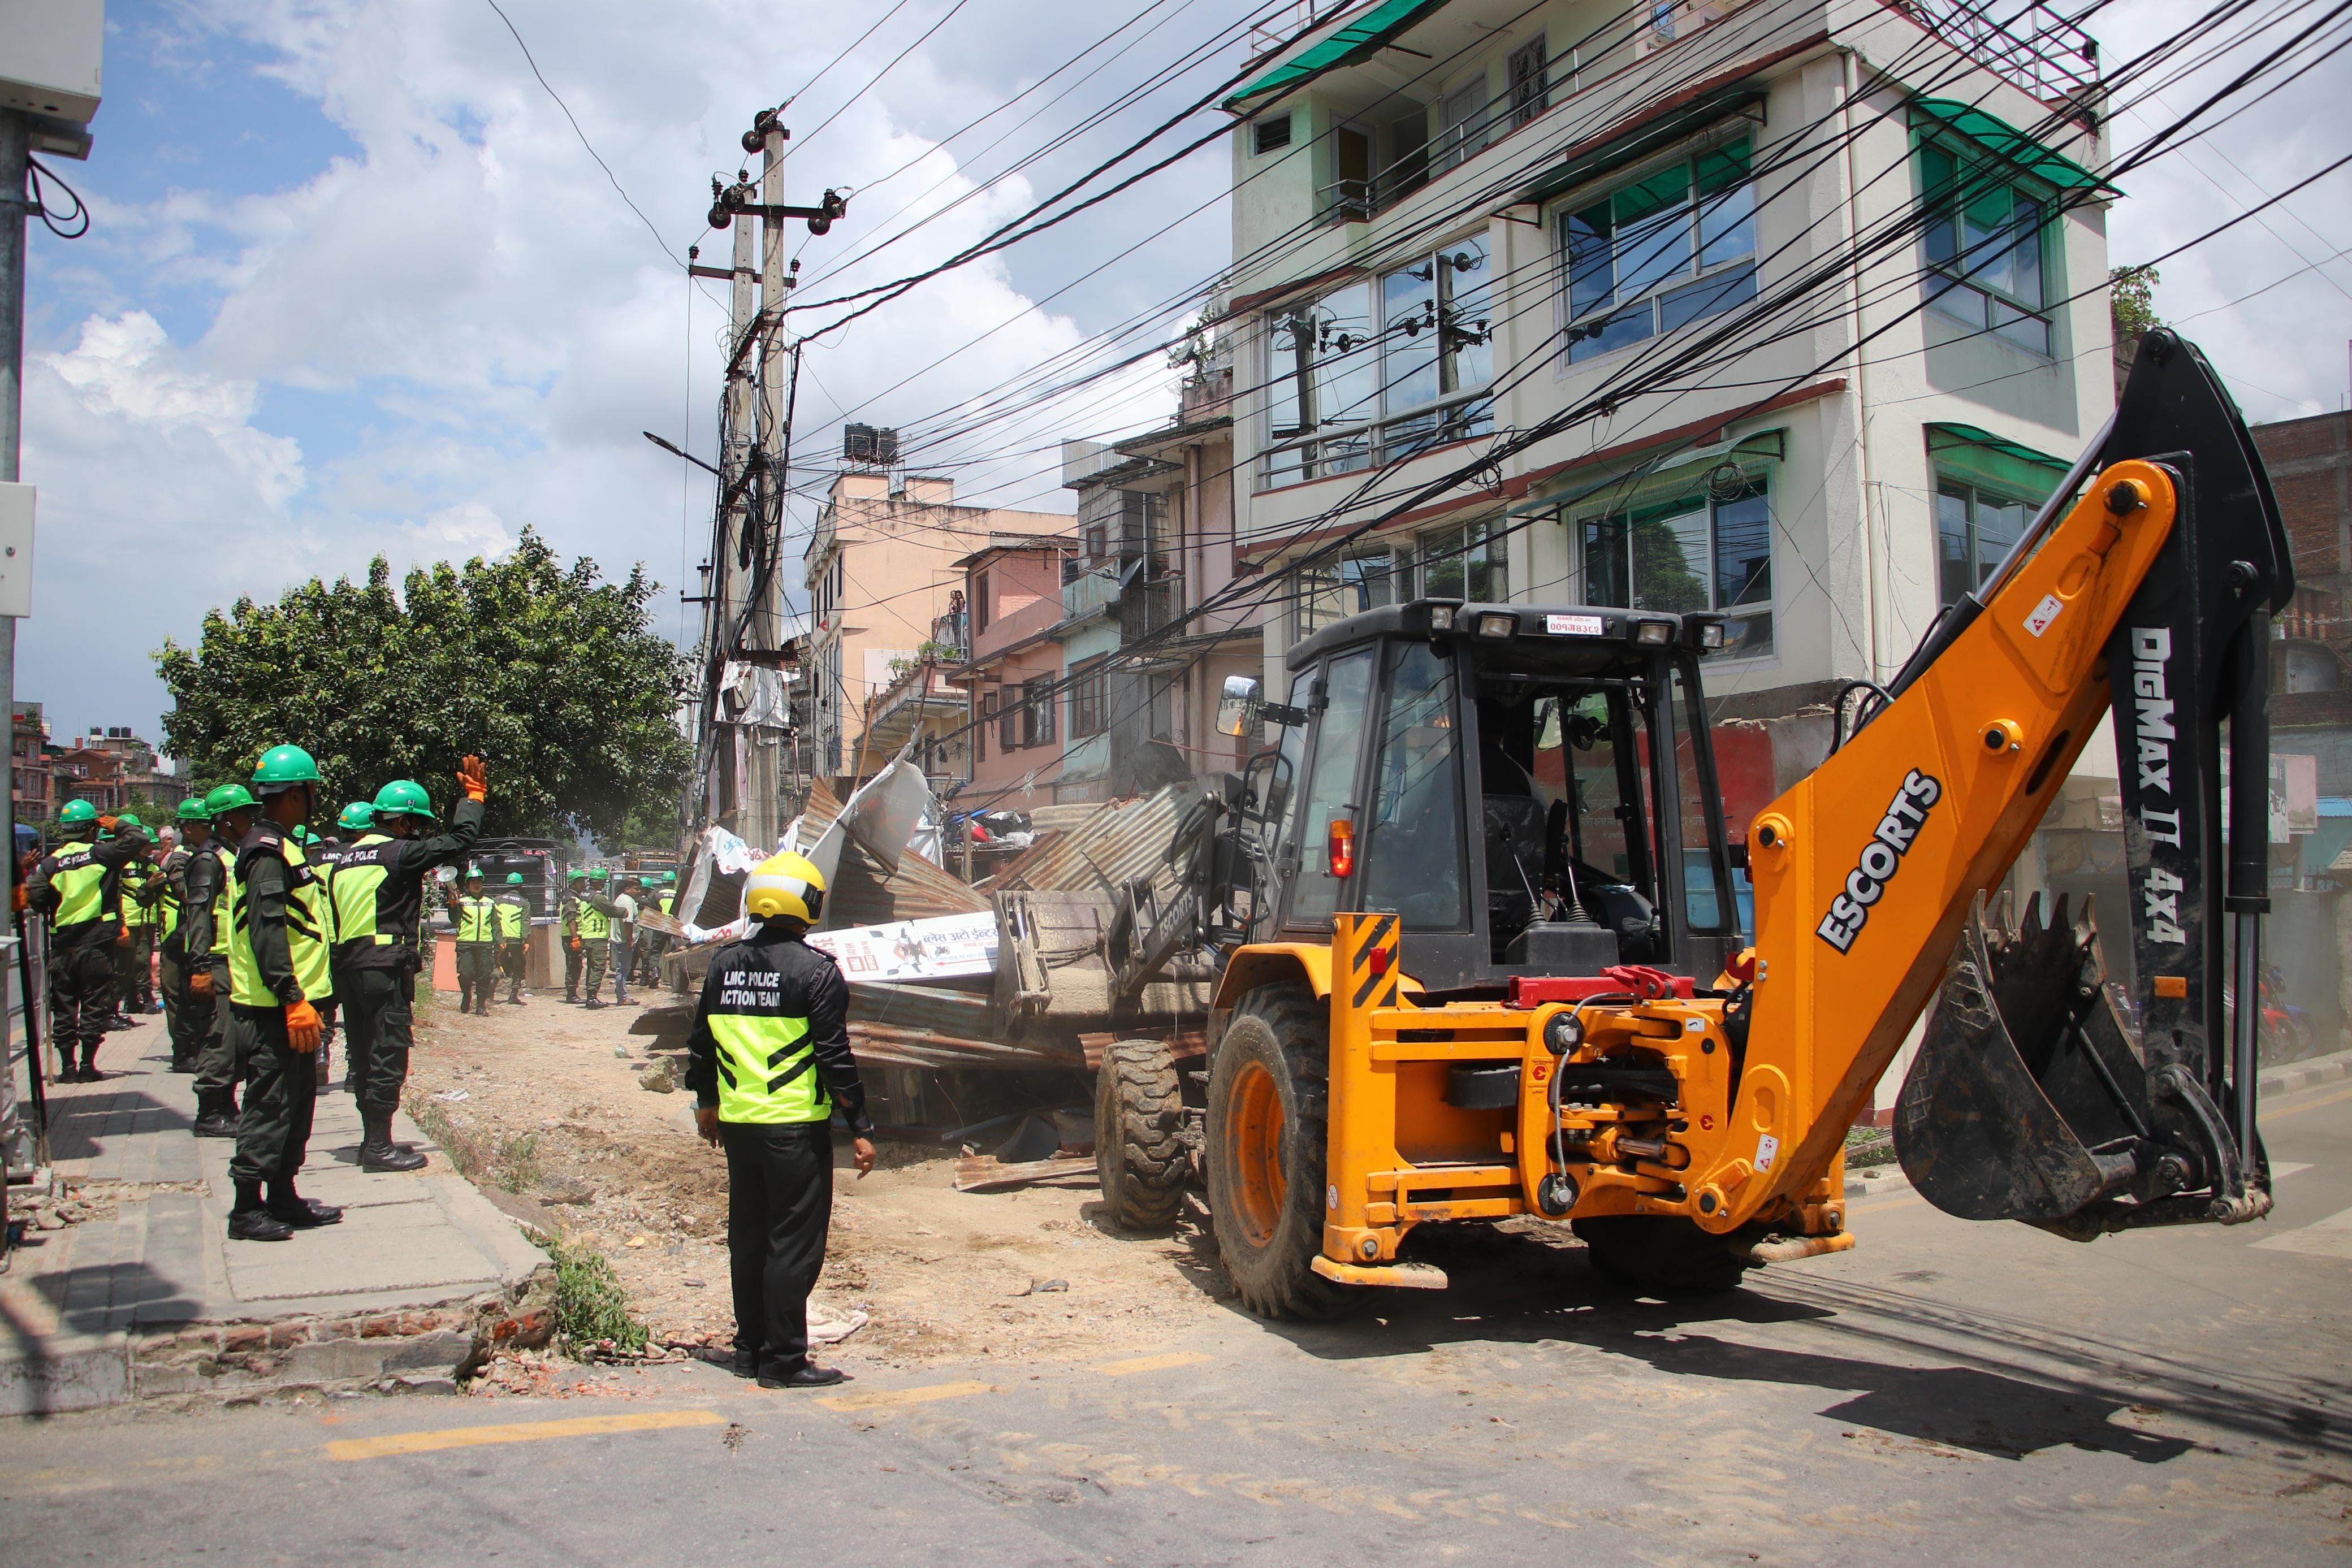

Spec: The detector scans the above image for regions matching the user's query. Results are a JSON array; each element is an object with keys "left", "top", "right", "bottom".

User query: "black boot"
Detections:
[
  {"left": 228, "top": 1180, "right": 294, "bottom": 1242},
  {"left": 192, "top": 1090, "right": 240, "bottom": 1137},
  {"left": 266, "top": 1177, "right": 342, "bottom": 1227},
  {"left": 79, "top": 1049, "right": 101, "bottom": 1082},
  {"left": 359, "top": 1111, "right": 427, "bottom": 1172}
]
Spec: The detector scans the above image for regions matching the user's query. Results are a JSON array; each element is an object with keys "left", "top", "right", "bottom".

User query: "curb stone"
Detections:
[{"left": 2259, "top": 1046, "right": 2352, "bottom": 1101}]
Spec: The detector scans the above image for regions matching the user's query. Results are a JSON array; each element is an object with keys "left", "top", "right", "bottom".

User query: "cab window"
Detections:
[
  {"left": 1284, "top": 648, "right": 1376, "bottom": 929},
  {"left": 1360, "top": 640, "right": 1468, "bottom": 929}
]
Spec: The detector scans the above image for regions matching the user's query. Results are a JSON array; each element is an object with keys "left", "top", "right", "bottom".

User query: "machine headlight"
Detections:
[
  {"left": 1427, "top": 604, "right": 1458, "bottom": 631},
  {"left": 1475, "top": 612, "right": 1519, "bottom": 639},
  {"left": 1634, "top": 620, "right": 1674, "bottom": 646}
]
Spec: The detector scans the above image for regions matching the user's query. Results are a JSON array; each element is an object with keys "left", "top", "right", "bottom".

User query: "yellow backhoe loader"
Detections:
[{"left": 1095, "top": 328, "right": 2293, "bottom": 1311}]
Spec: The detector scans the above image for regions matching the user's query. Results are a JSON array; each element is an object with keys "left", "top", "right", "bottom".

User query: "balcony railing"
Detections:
[{"left": 1063, "top": 567, "right": 1119, "bottom": 622}]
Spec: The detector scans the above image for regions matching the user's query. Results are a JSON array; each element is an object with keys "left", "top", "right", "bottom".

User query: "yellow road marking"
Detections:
[
  {"left": 1850, "top": 1193, "right": 1926, "bottom": 1216},
  {"left": 2264, "top": 1084, "right": 2352, "bottom": 1121},
  {"left": 1093, "top": 1352, "right": 1212, "bottom": 1377},
  {"left": 815, "top": 1379, "right": 995, "bottom": 1413},
  {"left": 326, "top": 1409, "right": 724, "bottom": 1461}
]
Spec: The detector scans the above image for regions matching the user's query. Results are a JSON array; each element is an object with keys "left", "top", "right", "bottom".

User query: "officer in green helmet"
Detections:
[
  {"left": 27, "top": 799, "right": 151, "bottom": 1080},
  {"left": 112, "top": 813, "right": 161, "bottom": 1023},
  {"left": 495, "top": 872, "right": 532, "bottom": 1004},
  {"left": 334, "top": 802, "right": 375, "bottom": 839},
  {"left": 157, "top": 796, "right": 217, "bottom": 1072},
  {"left": 328, "top": 762, "right": 487, "bottom": 1171},
  {"left": 183, "top": 784, "right": 258, "bottom": 1134},
  {"left": 224, "top": 744, "right": 343, "bottom": 1241},
  {"left": 560, "top": 868, "right": 588, "bottom": 1002},
  {"left": 576, "top": 865, "right": 617, "bottom": 1008},
  {"left": 453, "top": 868, "right": 497, "bottom": 1015}
]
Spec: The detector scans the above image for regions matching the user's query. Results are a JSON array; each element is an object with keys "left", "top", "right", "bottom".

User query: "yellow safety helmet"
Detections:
[{"left": 744, "top": 851, "right": 825, "bottom": 924}]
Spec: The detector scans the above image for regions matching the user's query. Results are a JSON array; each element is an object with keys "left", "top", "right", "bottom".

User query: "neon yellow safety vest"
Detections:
[
  {"left": 455, "top": 895, "right": 498, "bottom": 943},
  {"left": 230, "top": 834, "right": 335, "bottom": 1006},
  {"left": 710, "top": 1013, "right": 827, "bottom": 1124},
  {"left": 121, "top": 865, "right": 154, "bottom": 929},
  {"left": 658, "top": 893, "right": 675, "bottom": 916},
  {"left": 576, "top": 900, "right": 610, "bottom": 941},
  {"left": 494, "top": 899, "right": 526, "bottom": 940},
  {"left": 46, "top": 845, "right": 115, "bottom": 937},
  {"left": 157, "top": 863, "right": 182, "bottom": 939},
  {"left": 208, "top": 847, "right": 235, "bottom": 959}
]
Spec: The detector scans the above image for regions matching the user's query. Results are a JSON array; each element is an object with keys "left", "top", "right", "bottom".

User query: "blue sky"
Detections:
[{"left": 16, "top": 0, "right": 2352, "bottom": 755}]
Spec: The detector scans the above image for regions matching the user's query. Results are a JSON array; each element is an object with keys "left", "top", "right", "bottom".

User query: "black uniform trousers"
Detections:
[
  {"left": 192, "top": 961, "right": 237, "bottom": 1097},
  {"left": 116, "top": 927, "right": 154, "bottom": 1010},
  {"left": 49, "top": 943, "right": 116, "bottom": 1065},
  {"left": 341, "top": 967, "right": 416, "bottom": 1118},
  {"left": 228, "top": 1001, "right": 318, "bottom": 1187},
  {"left": 720, "top": 1120, "right": 835, "bottom": 1376},
  {"left": 497, "top": 938, "right": 528, "bottom": 999},
  {"left": 563, "top": 938, "right": 583, "bottom": 999},
  {"left": 455, "top": 942, "right": 495, "bottom": 1008}
]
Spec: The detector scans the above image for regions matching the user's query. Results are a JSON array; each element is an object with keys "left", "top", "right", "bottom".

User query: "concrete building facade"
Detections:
[
  {"left": 802, "top": 469, "right": 1067, "bottom": 786},
  {"left": 1221, "top": 0, "right": 2112, "bottom": 728}
]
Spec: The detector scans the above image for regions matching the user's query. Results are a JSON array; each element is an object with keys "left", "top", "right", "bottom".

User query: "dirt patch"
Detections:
[{"left": 403, "top": 986, "right": 1231, "bottom": 1371}]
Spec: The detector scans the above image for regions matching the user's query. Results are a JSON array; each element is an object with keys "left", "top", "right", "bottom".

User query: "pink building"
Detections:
[{"left": 951, "top": 537, "right": 1076, "bottom": 809}]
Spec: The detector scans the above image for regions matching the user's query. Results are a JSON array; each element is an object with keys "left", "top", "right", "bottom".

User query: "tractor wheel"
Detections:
[
  {"left": 1205, "top": 983, "right": 1352, "bottom": 1320},
  {"left": 1572, "top": 1215, "right": 1750, "bottom": 1294},
  {"left": 1095, "top": 1037, "right": 1188, "bottom": 1232}
]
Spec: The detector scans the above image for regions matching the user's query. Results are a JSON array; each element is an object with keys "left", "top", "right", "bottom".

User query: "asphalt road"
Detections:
[{"left": 7, "top": 1078, "right": 2350, "bottom": 1567}]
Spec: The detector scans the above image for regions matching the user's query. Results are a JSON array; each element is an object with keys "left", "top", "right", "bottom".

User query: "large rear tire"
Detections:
[
  {"left": 1095, "top": 1037, "right": 1188, "bottom": 1232},
  {"left": 1572, "top": 1215, "right": 1750, "bottom": 1294},
  {"left": 1205, "top": 983, "right": 1352, "bottom": 1320}
]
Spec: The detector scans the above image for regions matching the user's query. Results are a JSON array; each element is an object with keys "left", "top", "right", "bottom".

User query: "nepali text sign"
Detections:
[{"left": 806, "top": 911, "right": 998, "bottom": 982}]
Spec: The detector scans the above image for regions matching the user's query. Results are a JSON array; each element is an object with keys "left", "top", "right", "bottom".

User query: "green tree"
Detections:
[
  {"left": 2111, "top": 263, "right": 2162, "bottom": 340},
  {"left": 154, "top": 528, "right": 690, "bottom": 844}
]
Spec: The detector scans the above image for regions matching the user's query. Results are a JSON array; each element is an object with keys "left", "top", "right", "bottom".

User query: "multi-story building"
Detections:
[
  {"left": 802, "top": 466, "right": 1067, "bottom": 786},
  {"left": 1222, "top": 0, "right": 2109, "bottom": 727},
  {"left": 11, "top": 702, "right": 51, "bottom": 825},
  {"left": 950, "top": 538, "right": 1075, "bottom": 808},
  {"left": 861, "top": 598, "right": 980, "bottom": 793},
  {"left": 2257, "top": 410, "right": 2352, "bottom": 745},
  {"left": 67, "top": 725, "right": 194, "bottom": 815},
  {"left": 1052, "top": 366, "right": 1260, "bottom": 803}
]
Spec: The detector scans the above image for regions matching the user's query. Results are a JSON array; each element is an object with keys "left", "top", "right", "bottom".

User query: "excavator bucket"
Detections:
[{"left": 1895, "top": 893, "right": 2149, "bottom": 1226}]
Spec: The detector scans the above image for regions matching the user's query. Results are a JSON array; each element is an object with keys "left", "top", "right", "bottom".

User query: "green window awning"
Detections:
[
  {"left": 1225, "top": 0, "right": 1456, "bottom": 110},
  {"left": 1910, "top": 98, "right": 2115, "bottom": 193},
  {"left": 1927, "top": 422, "right": 2071, "bottom": 501}
]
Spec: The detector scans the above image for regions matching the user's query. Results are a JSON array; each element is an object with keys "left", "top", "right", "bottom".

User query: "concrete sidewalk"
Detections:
[{"left": 2, "top": 1019, "right": 546, "bottom": 1416}]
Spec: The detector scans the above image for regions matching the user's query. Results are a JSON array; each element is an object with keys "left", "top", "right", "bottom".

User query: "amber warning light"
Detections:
[{"left": 1328, "top": 817, "right": 1356, "bottom": 878}]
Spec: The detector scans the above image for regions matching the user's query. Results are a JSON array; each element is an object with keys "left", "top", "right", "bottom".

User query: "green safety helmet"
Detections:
[
  {"left": 662, "top": 872, "right": 676, "bottom": 883},
  {"left": 465, "top": 865, "right": 484, "bottom": 881},
  {"left": 252, "top": 744, "right": 321, "bottom": 792},
  {"left": 114, "top": 812, "right": 144, "bottom": 830},
  {"left": 507, "top": 872, "right": 524, "bottom": 885},
  {"left": 58, "top": 799, "right": 97, "bottom": 826},
  {"left": 566, "top": 868, "right": 585, "bottom": 882},
  {"left": 336, "top": 802, "right": 377, "bottom": 831},
  {"left": 587, "top": 866, "right": 608, "bottom": 882},
  {"left": 289, "top": 824, "right": 315, "bottom": 844},
  {"left": 372, "top": 779, "right": 436, "bottom": 821},
  {"left": 205, "top": 783, "right": 258, "bottom": 816},
  {"left": 176, "top": 798, "right": 212, "bottom": 822}
]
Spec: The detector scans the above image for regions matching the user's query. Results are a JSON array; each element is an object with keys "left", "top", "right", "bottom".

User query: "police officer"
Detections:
[
  {"left": 329, "top": 765, "right": 486, "bottom": 1172},
  {"left": 454, "top": 869, "right": 498, "bottom": 1015},
  {"left": 606, "top": 876, "right": 639, "bottom": 1007},
  {"left": 561, "top": 868, "right": 587, "bottom": 1003},
  {"left": 225, "top": 745, "right": 341, "bottom": 1242},
  {"left": 27, "top": 800, "right": 151, "bottom": 1081},
  {"left": 495, "top": 872, "right": 531, "bottom": 1004},
  {"left": 157, "top": 797, "right": 214, "bottom": 1073},
  {"left": 686, "top": 851, "right": 875, "bottom": 1390},
  {"left": 577, "top": 867, "right": 614, "bottom": 1008},
  {"left": 115, "top": 815, "right": 161, "bottom": 1020},
  {"left": 183, "top": 784, "right": 257, "bottom": 1136}
]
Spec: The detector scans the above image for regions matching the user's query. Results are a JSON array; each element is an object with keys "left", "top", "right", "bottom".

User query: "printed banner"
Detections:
[{"left": 806, "top": 911, "right": 998, "bottom": 981}]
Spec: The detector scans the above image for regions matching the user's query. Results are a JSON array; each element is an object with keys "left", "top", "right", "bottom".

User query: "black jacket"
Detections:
[
  {"left": 27, "top": 826, "right": 150, "bottom": 948},
  {"left": 683, "top": 922, "right": 871, "bottom": 1134},
  {"left": 331, "top": 799, "right": 485, "bottom": 969}
]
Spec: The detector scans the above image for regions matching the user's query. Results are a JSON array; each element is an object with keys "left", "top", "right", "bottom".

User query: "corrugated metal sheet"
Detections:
[
  {"left": 991, "top": 783, "right": 1194, "bottom": 899},
  {"left": 802, "top": 778, "right": 989, "bottom": 925},
  {"left": 850, "top": 1021, "right": 1084, "bottom": 1072},
  {"left": 848, "top": 978, "right": 996, "bottom": 1036}
]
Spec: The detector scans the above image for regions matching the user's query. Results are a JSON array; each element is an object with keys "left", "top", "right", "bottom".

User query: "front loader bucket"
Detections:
[{"left": 1895, "top": 893, "right": 2150, "bottom": 1226}]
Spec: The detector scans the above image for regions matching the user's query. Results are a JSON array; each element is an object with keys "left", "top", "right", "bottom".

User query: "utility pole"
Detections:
[
  {"left": 682, "top": 103, "right": 848, "bottom": 852},
  {"left": 0, "top": 1, "right": 101, "bottom": 1180}
]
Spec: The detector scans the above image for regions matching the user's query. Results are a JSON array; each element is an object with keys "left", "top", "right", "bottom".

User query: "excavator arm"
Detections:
[{"left": 1719, "top": 329, "right": 2290, "bottom": 1240}]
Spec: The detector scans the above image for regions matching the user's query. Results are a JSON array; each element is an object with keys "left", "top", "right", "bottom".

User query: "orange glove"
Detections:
[
  {"left": 188, "top": 968, "right": 214, "bottom": 997},
  {"left": 457, "top": 755, "right": 487, "bottom": 803},
  {"left": 98, "top": 815, "right": 118, "bottom": 832},
  {"left": 286, "top": 1000, "right": 323, "bottom": 1054},
  {"left": 11, "top": 884, "right": 24, "bottom": 914},
  {"left": 117, "top": 924, "right": 131, "bottom": 946},
  {"left": 568, "top": 935, "right": 582, "bottom": 952}
]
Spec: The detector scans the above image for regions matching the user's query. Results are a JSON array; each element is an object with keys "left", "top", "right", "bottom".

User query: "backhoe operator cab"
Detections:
[{"left": 1238, "top": 602, "right": 1745, "bottom": 995}]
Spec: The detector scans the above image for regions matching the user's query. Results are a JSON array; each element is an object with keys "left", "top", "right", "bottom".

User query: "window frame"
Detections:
[
  {"left": 1067, "top": 656, "right": 1109, "bottom": 739},
  {"left": 1932, "top": 475, "right": 2034, "bottom": 609},
  {"left": 1023, "top": 675, "right": 1057, "bottom": 747},
  {"left": 1915, "top": 127, "right": 2059, "bottom": 357},
  {"left": 1507, "top": 35, "right": 1550, "bottom": 131},
  {"left": 1554, "top": 131, "right": 1758, "bottom": 367},
  {"left": 1573, "top": 471, "right": 1776, "bottom": 661},
  {"left": 1252, "top": 112, "right": 1293, "bottom": 157},
  {"left": 1259, "top": 229, "right": 1497, "bottom": 490}
]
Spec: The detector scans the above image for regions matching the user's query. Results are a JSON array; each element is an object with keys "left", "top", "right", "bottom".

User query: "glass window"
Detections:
[
  {"left": 1261, "top": 234, "right": 1495, "bottom": 488},
  {"left": 1360, "top": 642, "right": 1467, "bottom": 929},
  {"left": 1067, "top": 659, "right": 1108, "bottom": 737},
  {"left": 1935, "top": 480, "right": 2029, "bottom": 607},
  {"left": 1670, "top": 662, "right": 1739, "bottom": 936},
  {"left": 1286, "top": 650, "right": 1376, "bottom": 929},
  {"left": 1507, "top": 36, "right": 1549, "bottom": 129},
  {"left": 1437, "top": 79, "right": 1488, "bottom": 174},
  {"left": 1297, "top": 548, "right": 1408, "bottom": 638},
  {"left": 1417, "top": 519, "right": 1509, "bottom": 601},
  {"left": 1579, "top": 476, "right": 1774, "bottom": 657},
  {"left": 1562, "top": 137, "right": 1756, "bottom": 363},
  {"left": 1921, "top": 136, "right": 2053, "bottom": 355}
]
